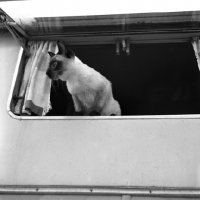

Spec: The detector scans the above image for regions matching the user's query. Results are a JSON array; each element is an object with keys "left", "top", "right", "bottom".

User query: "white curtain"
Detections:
[
  {"left": 191, "top": 37, "right": 200, "bottom": 70},
  {"left": 14, "top": 41, "right": 58, "bottom": 116}
]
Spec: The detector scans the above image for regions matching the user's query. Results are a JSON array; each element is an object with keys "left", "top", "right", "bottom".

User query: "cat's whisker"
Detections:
[
  {"left": 51, "top": 80, "right": 56, "bottom": 92},
  {"left": 58, "top": 75, "right": 62, "bottom": 81},
  {"left": 51, "top": 79, "right": 59, "bottom": 96},
  {"left": 58, "top": 74, "right": 64, "bottom": 81}
]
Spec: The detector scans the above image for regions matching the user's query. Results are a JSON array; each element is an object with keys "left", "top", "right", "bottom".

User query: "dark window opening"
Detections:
[{"left": 46, "top": 42, "right": 200, "bottom": 116}]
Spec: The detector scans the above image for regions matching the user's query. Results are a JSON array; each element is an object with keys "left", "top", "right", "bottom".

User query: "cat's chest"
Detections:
[{"left": 66, "top": 80, "right": 85, "bottom": 95}]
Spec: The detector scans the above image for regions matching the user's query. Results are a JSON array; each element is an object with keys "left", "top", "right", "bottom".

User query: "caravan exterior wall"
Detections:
[{"left": 1, "top": 31, "right": 200, "bottom": 198}]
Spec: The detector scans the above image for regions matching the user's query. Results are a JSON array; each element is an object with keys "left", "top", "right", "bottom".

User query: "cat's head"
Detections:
[{"left": 46, "top": 42, "right": 75, "bottom": 80}]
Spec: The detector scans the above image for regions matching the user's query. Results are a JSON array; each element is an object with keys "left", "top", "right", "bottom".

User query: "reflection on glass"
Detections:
[{"left": 0, "top": 0, "right": 200, "bottom": 36}]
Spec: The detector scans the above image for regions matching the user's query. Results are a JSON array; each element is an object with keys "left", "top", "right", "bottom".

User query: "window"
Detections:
[{"left": 1, "top": 0, "right": 200, "bottom": 118}]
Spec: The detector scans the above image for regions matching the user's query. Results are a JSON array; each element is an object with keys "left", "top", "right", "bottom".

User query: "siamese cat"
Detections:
[{"left": 46, "top": 42, "right": 121, "bottom": 116}]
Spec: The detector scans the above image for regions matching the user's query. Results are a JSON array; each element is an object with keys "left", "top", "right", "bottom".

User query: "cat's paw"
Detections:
[{"left": 89, "top": 111, "right": 100, "bottom": 116}]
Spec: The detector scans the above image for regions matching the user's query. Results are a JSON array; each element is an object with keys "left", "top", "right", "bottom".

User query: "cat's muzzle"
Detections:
[
  {"left": 46, "top": 70, "right": 59, "bottom": 80},
  {"left": 46, "top": 69, "right": 52, "bottom": 79},
  {"left": 46, "top": 69, "right": 56, "bottom": 80}
]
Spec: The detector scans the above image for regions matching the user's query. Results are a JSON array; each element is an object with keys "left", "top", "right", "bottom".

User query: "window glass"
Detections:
[{"left": 1, "top": 1, "right": 200, "bottom": 36}]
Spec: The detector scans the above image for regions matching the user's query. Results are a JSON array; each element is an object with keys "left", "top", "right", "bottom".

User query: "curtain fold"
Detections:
[
  {"left": 14, "top": 41, "right": 58, "bottom": 116},
  {"left": 191, "top": 37, "right": 200, "bottom": 70}
]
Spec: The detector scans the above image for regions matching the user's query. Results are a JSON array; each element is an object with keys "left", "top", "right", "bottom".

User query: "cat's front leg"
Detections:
[{"left": 72, "top": 95, "right": 83, "bottom": 115}]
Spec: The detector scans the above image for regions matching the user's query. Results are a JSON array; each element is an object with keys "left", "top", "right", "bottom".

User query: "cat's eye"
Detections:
[{"left": 53, "top": 61, "right": 57, "bottom": 68}]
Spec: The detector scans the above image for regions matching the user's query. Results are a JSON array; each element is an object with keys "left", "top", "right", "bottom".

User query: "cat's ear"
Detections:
[
  {"left": 57, "top": 41, "right": 66, "bottom": 55},
  {"left": 65, "top": 48, "right": 75, "bottom": 59},
  {"left": 48, "top": 51, "right": 55, "bottom": 57},
  {"left": 57, "top": 41, "right": 75, "bottom": 59}
]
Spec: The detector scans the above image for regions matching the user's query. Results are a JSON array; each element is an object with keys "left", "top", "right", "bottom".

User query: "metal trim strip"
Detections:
[{"left": 0, "top": 186, "right": 200, "bottom": 197}]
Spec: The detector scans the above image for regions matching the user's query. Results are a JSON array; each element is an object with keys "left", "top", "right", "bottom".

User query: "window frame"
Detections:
[
  {"left": 7, "top": 45, "right": 200, "bottom": 120},
  {"left": 3, "top": 8, "right": 200, "bottom": 120}
]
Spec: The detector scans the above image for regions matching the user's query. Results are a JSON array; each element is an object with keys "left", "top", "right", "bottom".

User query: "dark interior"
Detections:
[{"left": 46, "top": 42, "right": 200, "bottom": 116}]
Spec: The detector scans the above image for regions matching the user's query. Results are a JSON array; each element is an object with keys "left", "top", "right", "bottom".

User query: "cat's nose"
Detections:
[{"left": 46, "top": 69, "right": 51, "bottom": 78}]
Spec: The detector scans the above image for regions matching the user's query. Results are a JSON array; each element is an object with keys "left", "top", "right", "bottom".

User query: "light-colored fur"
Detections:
[{"left": 59, "top": 56, "right": 121, "bottom": 116}]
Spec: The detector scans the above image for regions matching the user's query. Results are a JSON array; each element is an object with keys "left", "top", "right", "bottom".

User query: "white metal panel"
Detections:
[
  {"left": 1, "top": 118, "right": 200, "bottom": 187},
  {"left": 1, "top": 31, "right": 200, "bottom": 189}
]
